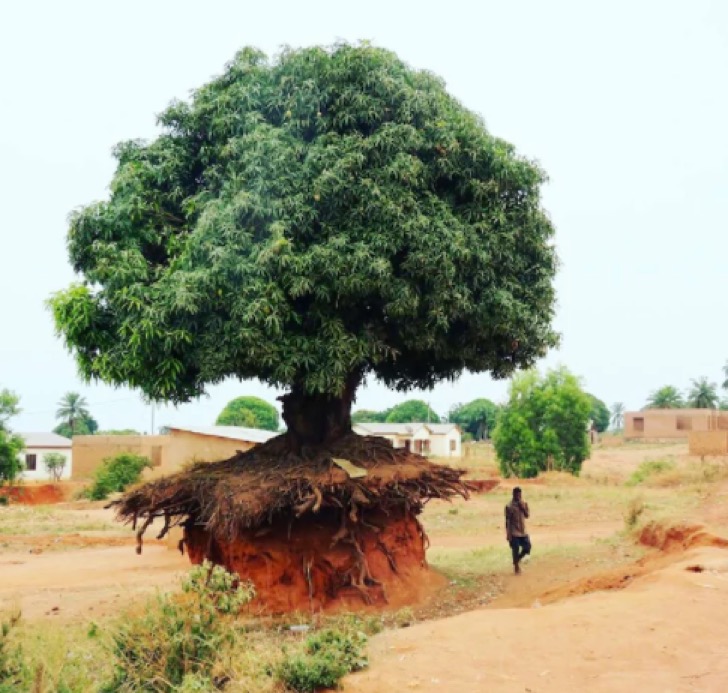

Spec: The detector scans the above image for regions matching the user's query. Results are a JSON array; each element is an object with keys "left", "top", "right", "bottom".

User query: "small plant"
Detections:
[
  {"left": 626, "top": 459, "right": 676, "bottom": 487},
  {"left": 393, "top": 607, "right": 415, "bottom": 628},
  {"left": 86, "top": 453, "right": 151, "bottom": 500},
  {"left": 276, "top": 628, "right": 368, "bottom": 693},
  {"left": 0, "top": 610, "right": 26, "bottom": 691},
  {"left": 448, "top": 507, "right": 459, "bottom": 516},
  {"left": 0, "top": 496, "right": 8, "bottom": 507},
  {"left": 624, "top": 496, "right": 646, "bottom": 530},
  {"left": 43, "top": 453, "right": 67, "bottom": 482},
  {"left": 103, "top": 562, "right": 254, "bottom": 692}
]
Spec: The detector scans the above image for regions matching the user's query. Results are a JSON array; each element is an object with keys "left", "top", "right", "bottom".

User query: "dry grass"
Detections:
[{"left": 0, "top": 505, "right": 119, "bottom": 536}]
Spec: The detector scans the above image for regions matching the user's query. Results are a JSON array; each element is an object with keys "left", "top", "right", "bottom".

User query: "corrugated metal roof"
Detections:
[
  {"left": 354, "top": 423, "right": 459, "bottom": 436},
  {"left": 169, "top": 425, "right": 278, "bottom": 444},
  {"left": 19, "top": 432, "right": 72, "bottom": 448}
]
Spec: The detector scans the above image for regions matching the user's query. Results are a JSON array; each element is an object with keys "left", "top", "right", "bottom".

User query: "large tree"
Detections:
[
  {"left": 686, "top": 377, "right": 718, "bottom": 409},
  {"left": 0, "top": 389, "right": 24, "bottom": 486},
  {"left": 644, "top": 386, "right": 684, "bottom": 410},
  {"left": 493, "top": 368, "right": 591, "bottom": 478},
  {"left": 49, "top": 44, "right": 558, "bottom": 452},
  {"left": 448, "top": 398, "right": 499, "bottom": 440},
  {"left": 216, "top": 396, "right": 280, "bottom": 431}
]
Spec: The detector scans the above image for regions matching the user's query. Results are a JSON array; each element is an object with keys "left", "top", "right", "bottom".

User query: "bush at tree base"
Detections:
[
  {"left": 493, "top": 367, "right": 591, "bottom": 478},
  {"left": 102, "top": 562, "right": 254, "bottom": 692},
  {"left": 86, "top": 453, "right": 151, "bottom": 500}
]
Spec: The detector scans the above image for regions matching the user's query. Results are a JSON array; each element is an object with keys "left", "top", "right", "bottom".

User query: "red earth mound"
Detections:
[
  {"left": 185, "top": 508, "right": 445, "bottom": 614},
  {"left": 0, "top": 484, "right": 66, "bottom": 505},
  {"left": 638, "top": 522, "right": 728, "bottom": 553}
]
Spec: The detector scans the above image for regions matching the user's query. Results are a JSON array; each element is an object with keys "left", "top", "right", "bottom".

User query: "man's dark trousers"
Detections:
[{"left": 510, "top": 535, "right": 531, "bottom": 565}]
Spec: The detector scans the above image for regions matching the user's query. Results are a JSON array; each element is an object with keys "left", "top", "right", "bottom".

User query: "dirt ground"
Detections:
[{"left": 1, "top": 441, "right": 727, "bottom": 691}]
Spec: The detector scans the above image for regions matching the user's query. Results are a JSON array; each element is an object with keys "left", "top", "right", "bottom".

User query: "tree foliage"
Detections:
[
  {"left": 215, "top": 396, "right": 279, "bottom": 431},
  {"left": 385, "top": 399, "right": 439, "bottom": 423},
  {"left": 54, "top": 392, "right": 97, "bottom": 437},
  {"left": 351, "top": 409, "right": 389, "bottom": 424},
  {"left": 493, "top": 368, "right": 591, "bottom": 478},
  {"left": 448, "top": 398, "right": 499, "bottom": 440},
  {"left": 686, "top": 377, "right": 718, "bottom": 409},
  {"left": 49, "top": 43, "right": 558, "bottom": 413},
  {"left": 586, "top": 394, "right": 610, "bottom": 433},
  {"left": 0, "top": 389, "right": 24, "bottom": 487},
  {"left": 43, "top": 453, "right": 67, "bottom": 482},
  {"left": 645, "top": 386, "right": 684, "bottom": 410}
]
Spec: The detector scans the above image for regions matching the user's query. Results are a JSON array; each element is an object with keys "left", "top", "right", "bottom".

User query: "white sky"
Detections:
[{"left": 1, "top": 0, "right": 726, "bottom": 433}]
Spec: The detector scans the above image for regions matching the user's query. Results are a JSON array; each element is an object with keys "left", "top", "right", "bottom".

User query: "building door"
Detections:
[{"left": 404, "top": 440, "right": 411, "bottom": 452}]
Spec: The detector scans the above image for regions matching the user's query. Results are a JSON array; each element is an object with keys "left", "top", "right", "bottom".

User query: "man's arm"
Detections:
[
  {"left": 521, "top": 501, "right": 530, "bottom": 519},
  {"left": 505, "top": 506, "right": 512, "bottom": 541}
]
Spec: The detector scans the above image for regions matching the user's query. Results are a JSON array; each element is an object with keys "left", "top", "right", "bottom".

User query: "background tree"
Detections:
[
  {"left": 216, "top": 396, "right": 280, "bottom": 431},
  {"left": 686, "top": 377, "right": 718, "bottom": 409},
  {"left": 43, "top": 452, "right": 67, "bottom": 482},
  {"left": 385, "top": 400, "right": 440, "bottom": 424},
  {"left": 448, "top": 399, "right": 499, "bottom": 440},
  {"left": 644, "top": 386, "right": 684, "bottom": 410},
  {"left": 722, "top": 361, "right": 728, "bottom": 391},
  {"left": 49, "top": 43, "right": 557, "bottom": 452},
  {"left": 351, "top": 409, "right": 389, "bottom": 424},
  {"left": 493, "top": 368, "right": 591, "bottom": 478},
  {"left": 97, "top": 429, "right": 142, "bottom": 436},
  {"left": 55, "top": 392, "right": 96, "bottom": 436},
  {"left": 54, "top": 415, "right": 98, "bottom": 439},
  {"left": 586, "top": 394, "right": 610, "bottom": 433},
  {"left": 610, "top": 402, "right": 625, "bottom": 431},
  {"left": 0, "top": 389, "right": 24, "bottom": 486}
]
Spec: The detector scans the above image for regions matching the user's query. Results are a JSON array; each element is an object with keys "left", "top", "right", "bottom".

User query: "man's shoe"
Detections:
[{"left": 522, "top": 555, "right": 530, "bottom": 564}]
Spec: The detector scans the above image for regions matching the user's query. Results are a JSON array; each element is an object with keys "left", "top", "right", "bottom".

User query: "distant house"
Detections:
[
  {"left": 18, "top": 432, "right": 72, "bottom": 480},
  {"left": 624, "top": 409, "right": 728, "bottom": 440},
  {"left": 353, "top": 422, "right": 462, "bottom": 458},
  {"left": 72, "top": 425, "right": 278, "bottom": 480}
]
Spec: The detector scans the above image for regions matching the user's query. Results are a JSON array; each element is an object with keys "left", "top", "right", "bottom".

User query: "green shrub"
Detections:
[
  {"left": 0, "top": 496, "right": 8, "bottom": 507},
  {"left": 0, "top": 611, "right": 26, "bottom": 692},
  {"left": 277, "top": 629, "right": 368, "bottom": 693},
  {"left": 626, "top": 459, "right": 676, "bottom": 487},
  {"left": 86, "top": 453, "right": 151, "bottom": 500},
  {"left": 624, "top": 495, "right": 646, "bottom": 529},
  {"left": 103, "top": 561, "right": 254, "bottom": 692}
]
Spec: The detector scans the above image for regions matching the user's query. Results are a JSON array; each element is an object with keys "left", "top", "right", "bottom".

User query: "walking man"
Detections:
[{"left": 505, "top": 487, "right": 531, "bottom": 574}]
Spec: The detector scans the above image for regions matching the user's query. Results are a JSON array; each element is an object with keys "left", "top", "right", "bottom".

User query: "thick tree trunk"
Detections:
[{"left": 280, "top": 372, "right": 361, "bottom": 451}]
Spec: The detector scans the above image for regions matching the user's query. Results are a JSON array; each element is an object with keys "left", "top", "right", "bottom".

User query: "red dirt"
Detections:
[
  {"left": 466, "top": 479, "right": 500, "bottom": 493},
  {"left": 638, "top": 521, "right": 728, "bottom": 552},
  {"left": 185, "top": 509, "right": 445, "bottom": 614},
  {"left": 0, "top": 484, "right": 67, "bottom": 505}
]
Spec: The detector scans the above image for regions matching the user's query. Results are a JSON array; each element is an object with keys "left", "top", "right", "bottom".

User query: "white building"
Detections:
[
  {"left": 17, "top": 433, "right": 73, "bottom": 481},
  {"left": 353, "top": 423, "right": 462, "bottom": 458}
]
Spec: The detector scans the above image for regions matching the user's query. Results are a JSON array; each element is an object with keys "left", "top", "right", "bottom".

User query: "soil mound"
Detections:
[
  {"left": 0, "top": 484, "right": 66, "bottom": 505},
  {"left": 638, "top": 522, "right": 728, "bottom": 552},
  {"left": 114, "top": 433, "right": 469, "bottom": 612}
]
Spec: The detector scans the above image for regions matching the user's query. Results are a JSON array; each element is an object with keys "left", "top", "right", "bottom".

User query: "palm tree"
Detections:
[
  {"left": 645, "top": 386, "right": 684, "bottom": 409},
  {"left": 722, "top": 360, "right": 728, "bottom": 391},
  {"left": 56, "top": 392, "right": 90, "bottom": 434},
  {"left": 610, "top": 402, "right": 625, "bottom": 431},
  {"left": 686, "top": 377, "right": 718, "bottom": 409}
]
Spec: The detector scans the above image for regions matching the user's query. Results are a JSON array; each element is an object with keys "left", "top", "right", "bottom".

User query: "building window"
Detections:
[
  {"left": 634, "top": 417, "right": 644, "bottom": 432},
  {"left": 450, "top": 439, "right": 456, "bottom": 452},
  {"left": 676, "top": 416, "right": 693, "bottom": 431},
  {"left": 25, "top": 454, "right": 37, "bottom": 471}
]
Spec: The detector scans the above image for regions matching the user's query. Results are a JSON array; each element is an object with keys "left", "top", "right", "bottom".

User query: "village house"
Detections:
[
  {"left": 71, "top": 425, "right": 277, "bottom": 480},
  {"left": 353, "top": 422, "right": 462, "bottom": 457},
  {"left": 18, "top": 432, "right": 73, "bottom": 480},
  {"left": 624, "top": 408, "right": 728, "bottom": 440}
]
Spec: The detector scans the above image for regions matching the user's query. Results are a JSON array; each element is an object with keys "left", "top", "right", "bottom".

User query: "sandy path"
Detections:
[
  {"left": 0, "top": 545, "right": 188, "bottom": 620},
  {"left": 344, "top": 546, "right": 728, "bottom": 693}
]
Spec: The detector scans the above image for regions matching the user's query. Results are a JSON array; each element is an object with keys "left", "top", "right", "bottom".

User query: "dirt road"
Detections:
[
  {"left": 344, "top": 546, "right": 728, "bottom": 693},
  {"left": 0, "top": 544, "right": 188, "bottom": 619}
]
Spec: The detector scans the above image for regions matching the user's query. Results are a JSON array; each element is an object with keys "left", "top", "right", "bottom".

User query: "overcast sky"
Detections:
[{"left": 1, "top": 0, "right": 726, "bottom": 433}]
